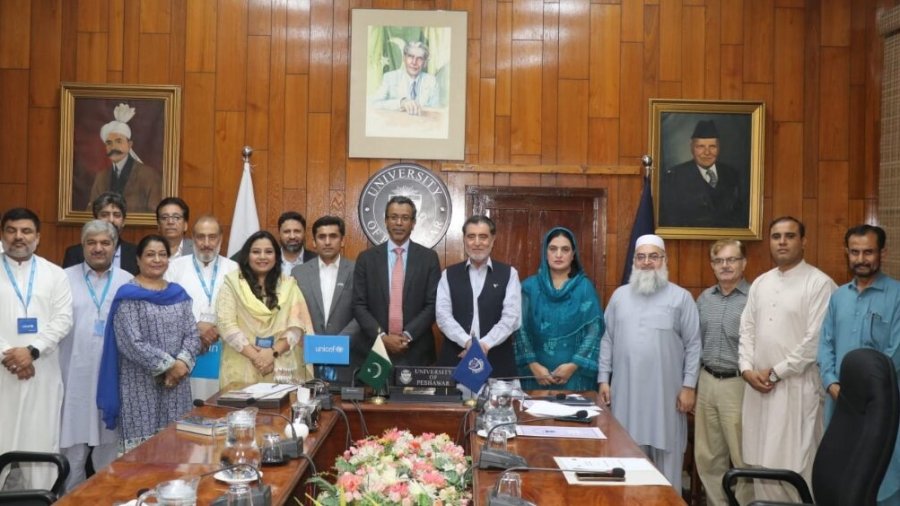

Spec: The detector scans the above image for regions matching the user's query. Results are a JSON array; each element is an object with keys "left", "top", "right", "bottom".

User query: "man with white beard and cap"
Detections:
[
  {"left": 88, "top": 103, "right": 162, "bottom": 212},
  {"left": 598, "top": 233, "right": 702, "bottom": 492}
]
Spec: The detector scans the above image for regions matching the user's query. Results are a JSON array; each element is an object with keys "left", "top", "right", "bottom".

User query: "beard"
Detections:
[
  {"left": 281, "top": 241, "right": 302, "bottom": 254},
  {"left": 629, "top": 265, "right": 669, "bottom": 295}
]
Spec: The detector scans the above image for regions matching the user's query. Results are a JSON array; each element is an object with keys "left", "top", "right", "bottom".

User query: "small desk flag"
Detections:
[
  {"left": 452, "top": 339, "right": 493, "bottom": 393},
  {"left": 358, "top": 335, "right": 393, "bottom": 390}
]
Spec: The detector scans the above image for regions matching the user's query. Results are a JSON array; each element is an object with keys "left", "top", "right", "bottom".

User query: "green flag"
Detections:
[{"left": 358, "top": 335, "right": 393, "bottom": 390}]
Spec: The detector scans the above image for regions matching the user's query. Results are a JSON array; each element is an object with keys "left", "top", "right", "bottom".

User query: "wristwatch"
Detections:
[
  {"left": 26, "top": 345, "right": 39, "bottom": 361},
  {"left": 768, "top": 369, "right": 780, "bottom": 383}
]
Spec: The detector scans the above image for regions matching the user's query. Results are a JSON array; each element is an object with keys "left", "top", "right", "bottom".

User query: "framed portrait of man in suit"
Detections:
[
  {"left": 650, "top": 99, "right": 765, "bottom": 240},
  {"left": 58, "top": 83, "right": 181, "bottom": 225}
]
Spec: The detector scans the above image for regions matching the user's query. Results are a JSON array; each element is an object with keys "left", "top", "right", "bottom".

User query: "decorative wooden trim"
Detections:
[{"left": 440, "top": 163, "right": 640, "bottom": 175}]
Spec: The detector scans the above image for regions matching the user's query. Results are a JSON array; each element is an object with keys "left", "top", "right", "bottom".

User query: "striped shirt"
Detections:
[{"left": 696, "top": 279, "right": 750, "bottom": 373}]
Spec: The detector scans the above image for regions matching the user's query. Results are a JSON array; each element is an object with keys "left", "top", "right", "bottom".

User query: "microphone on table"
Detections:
[
  {"left": 199, "top": 463, "right": 272, "bottom": 506},
  {"left": 478, "top": 410, "right": 590, "bottom": 470},
  {"left": 193, "top": 398, "right": 303, "bottom": 460},
  {"left": 487, "top": 466, "right": 626, "bottom": 506},
  {"left": 529, "top": 392, "right": 596, "bottom": 406}
]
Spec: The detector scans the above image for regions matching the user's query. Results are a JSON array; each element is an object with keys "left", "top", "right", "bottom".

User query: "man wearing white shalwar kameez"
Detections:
[
  {"left": 60, "top": 220, "right": 132, "bottom": 492},
  {"left": 165, "top": 216, "right": 238, "bottom": 400},
  {"left": 739, "top": 217, "right": 836, "bottom": 502},
  {"left": 599, "top": 234, "right": 702, "bottom": 492},
  {"left": 0, "top": 208, "right": 73, "bottom": 491}
]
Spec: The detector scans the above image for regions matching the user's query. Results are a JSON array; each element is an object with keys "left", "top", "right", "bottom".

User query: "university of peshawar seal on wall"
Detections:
[{"left": 358, "top": 163, "right": 452, "bottom": 248}]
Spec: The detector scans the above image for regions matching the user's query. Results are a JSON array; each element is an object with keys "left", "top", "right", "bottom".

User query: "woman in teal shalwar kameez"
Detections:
[{"left": 515, "top": 227, "right": 604, "bottom": 391}]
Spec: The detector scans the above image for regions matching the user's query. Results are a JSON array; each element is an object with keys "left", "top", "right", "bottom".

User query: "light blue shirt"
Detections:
[
  {"left": 817, "top": 272, "right": 900, "bottom": 501},
  {"left": 386, "top": 239, "right": 409, "bottom": 287}
]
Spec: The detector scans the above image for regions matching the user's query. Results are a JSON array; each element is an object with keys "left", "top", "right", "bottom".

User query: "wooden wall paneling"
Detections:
[
  {"left": 344, "top": 159, "right": 371, "bottom": 259},
  {"left": 558, "top": 0, "right": 589, "bottom": 80},
  {"left": 818, "top": 46, "right": 850, "bottom": 160},
  {"left": 478, "top": 79, "right": 496, "bottom": 163},
  {"left": 122, "top": 0, "right": 142, "bottom": 82},
  {"left": 848, "top": 198, "right": 865, "bottom": 229},
  {"left": 454, "top": 0, "right": 480, "bottom": 44},
  {"left": 676, "top": 240, "right": 703, "bottom": 291},
  {"left": 658, "top": 80, "right": 683, "bottom": 100},
  {"left": 181, "top": 187, "right": 214, "bottom": 219},
  {"left": 266, "top": 0, "right": 288, "bottom": 228},
  {"left": 721, "top": 0, "right": 744, "bottom": 45},
  {"left": 106, "top": 0, "right": 125, "bottom": 74},
  {"left": 329, "top": 190, "right": 344, "bottom": 216},
  {"left": 329, "top": 0, "right": 349, "bottom": 190},
  {"left": 169, "top": 0, "right": 186, "bottom": 86},
  {"left": 589, "top": 118, "right": 619, "bottom": 164},
  {"left": 182, "top": 72, "right": 217, "bottom": 187},
  {"left": 820, "top": 0, "right": 851, "bottom": 46},
  {"left": 185, "top": 0, "right": 218, "bottom": 72},
  {"left": 801, "top": 197, "right": 819, "bottom": 267},
  {"left": 213, "top": 111, "right": 248, "bottom": 228},
  {"left": 774, "top": 7, "right": 804, "bottom": 121},
  {"left": 590, "top": 4, "right": 620, "bottom": 119},
  {"left": 0, "top": 185, "right": 27, "bottom": 216},
  {"left": 140, "top": 0, "right": 172, "bottom": 34},
  {"left": 307, "top": 113, "right": 332, "bottom": 222},
  {"left": 849, "top": 0, "right": 867, "bottom": 86},
  {"left": 445, "top": 172, "right": 476, "bottom": 265},
  {"left": 0, "top": 0, "right": 30, "bottom": 68},
  {"left": 802, "top": 0, "right": 820, "bottom": 200},
  {"left": 466, "top": 41, "right": 482, "bottom": 157},
  {"left": 743, "top": 82, "right": 774, "bottom": 198},
  {"left": 283, "top": 74, "right": 309, "bottom": 190},
  {"left": 29, "top": 0, "right": 62, "bottom": 107},
  {"left": 743, "top": 0, "right": 774, "bottom": 83},
  {"left": 282, "top": 188, "right": 307, "bottom": 230},
  {"left": 512, "top": 0, "right": 542, "bottom": 41},
  {"left": 249, "top": 0, "right": 273, "bottom": 36},
  {"left": 480, "top": 0, "right": 497, "bottom": 78},
  {"left": 247, "top": 36, "right": 272, "bottom": 149},
  {"left": 541, "top": 2, "right": 560, "bottom": 164},
  {"left": 642, "top": 4, "right": 659, "bottom": 145},
  {"left": 703, "top": 0, "right": 722, "bottom": 99},
  {"left": 76, "top": 0, "right": 107, "bottom": 33},
  {"left": 26, "top": 108, "right": 60, "bottom": 222},
  {"left": 621, "top": 0, "right": 643, "bottom": 43},
  {"left": 817, "top": 160, "right": 850, "bottom": 276},
  {"left": 308, "top": 0, "right": 333, "bottom": 113},
  {"left": 76, "top": 33, "right": 109, "bottom": 82},
  {"left": 658, "top": 0, "right": 682, "bottom": 82},
  {"left": 863, "top": 1, "right": 884, "bottom": 201},
  {"left": 138, "top": 34, "right": 171, "bottom": 84},
  {"left": 285, "top": 0, "right": 311, "bottom": 75},
  {"left": 720, "top": 44, "right": 743, "bottom": 99},
  {"left": 494, "top": 112, "right": 511, "bottom": 164},
  {"left": 215, "top": 0, "right": 248, "bottom": 110},
  {"left": 59, "top": 0, "right": 78, "bottom": 82},
  {"left": 495, "top": 2, "right": 512, "bottom": 116},
  {"left": 772, "top": 122, "right": 804, "bottom": 218},
  {"left": 847, "top": 84, "right": 866, "bottom": 200},
  {"left": 0, "top": 70, "right": 29, "bottom": 184},
  {"left": 681, "top": 6, "right": 706, "bottom": 99},
  {"left": 619, "top": 43, "right": 643, "bottom": 158},
  {"left": 557, "top": 80, "right": 589, "bottom": 164}
]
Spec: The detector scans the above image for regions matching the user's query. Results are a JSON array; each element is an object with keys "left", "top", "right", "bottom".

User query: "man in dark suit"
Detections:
[
  {"left": 292, "top": 216, "right": 363, "bottom": 386},
  {"left": 278, "top": 211, "right": 317, "bottom": 273},
  {"left": 156, "top": 197, "right": 194, "bottom": 259},
  {"left": 659, "top": 120, "right": 748, "bottom": 228},
  {"left": 353, "top": 196, "right": 441, "bottom": 367},
  {"left": 62, "top": 192, "right": 138, "bottom": 275}
]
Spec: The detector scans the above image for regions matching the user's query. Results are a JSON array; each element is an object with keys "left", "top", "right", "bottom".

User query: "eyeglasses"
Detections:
[
  {"left": 158, "top": 214, "right": 184, "bottom": 222},
  {"left": 634, "top": 253, "right": 665, "bottom": 262},
  {"left": 712, "top": 257, "right": 744, "bottom": 266}
]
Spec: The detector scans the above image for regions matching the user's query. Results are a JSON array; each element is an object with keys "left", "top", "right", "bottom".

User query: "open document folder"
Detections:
[{"left": 553, "top": 457, "right": 671, "bottom": 486}]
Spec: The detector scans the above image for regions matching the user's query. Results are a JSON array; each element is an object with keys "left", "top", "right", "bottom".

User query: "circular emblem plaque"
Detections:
[{"left": 357, "top": 163, "right": 452, "bottom": 248}]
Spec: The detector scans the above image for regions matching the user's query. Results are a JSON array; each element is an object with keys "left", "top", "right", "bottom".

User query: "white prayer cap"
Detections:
[
  {"left": 635, "top": 234, "right": 665, "bottom": 251},
  {"left": 99, "top": 103, "right": 136, "bottom": 141}
]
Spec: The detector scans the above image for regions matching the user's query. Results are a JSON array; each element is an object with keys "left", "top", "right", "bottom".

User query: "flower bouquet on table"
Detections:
[{"left": 308, "top": 428, "right": 473, "bottom": 505}]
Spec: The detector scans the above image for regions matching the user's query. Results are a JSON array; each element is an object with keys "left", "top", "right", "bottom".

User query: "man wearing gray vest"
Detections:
[{"left": 436, "top": 215, "right": 521, "bottom": 391}]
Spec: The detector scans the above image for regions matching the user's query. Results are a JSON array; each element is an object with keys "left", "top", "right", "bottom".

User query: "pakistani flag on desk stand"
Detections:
[
  {"left": 359, "top": 335, "right": 393, "bottom": 393},
  {"left": 452, "top": 338, "right": 493, "bottom": 393}
]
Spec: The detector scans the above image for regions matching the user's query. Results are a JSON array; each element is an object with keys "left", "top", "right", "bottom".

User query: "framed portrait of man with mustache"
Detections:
[{"left": 58, "top": 83, "right": 181, "bottom": 225}]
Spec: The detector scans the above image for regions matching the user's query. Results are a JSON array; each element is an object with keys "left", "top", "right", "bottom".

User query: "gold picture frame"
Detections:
[
  {"left": 348, "top": 9, "right": 467, "bottom": 160},
  {"left": 650, "top": 99, "right": 765, "bottom": 240},
  {"left": 58, "top": 82, "right": 181, "bottom": 225}
]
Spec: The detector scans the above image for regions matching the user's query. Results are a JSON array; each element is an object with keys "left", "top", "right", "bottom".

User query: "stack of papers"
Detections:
[
  {"left": 522, "top": 400, "right": 601, "bottom": 418},
  {"left": 553, "top": 457, "right": 671, "bottom": 486},
  {"left": 515, "top": 425, "right": 606, "bottom": 439}
]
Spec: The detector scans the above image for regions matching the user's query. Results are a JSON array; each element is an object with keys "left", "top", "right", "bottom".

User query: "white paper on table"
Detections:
[
  {"left": 515, "top": 425, "right": 606, "bottom": 439},
  {"left": 552, "top": 457, "right": 671, "bottom": 486},
  {"left": 239, "top": 383, "right": 296, "bottom": 398},
  {"left": 522, "top": 400, "right": 601, "bottom": 418}
]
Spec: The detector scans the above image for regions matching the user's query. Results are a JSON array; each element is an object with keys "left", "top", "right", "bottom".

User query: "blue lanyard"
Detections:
[
  {"left": 192, "top": 256, "right": 219, "bottom": 305},
  {"left": 83, "top": 265, "right": 114, "bottom": 314},
  {"left": 2, "top": 255, "right": 37, "bottom": 316}
]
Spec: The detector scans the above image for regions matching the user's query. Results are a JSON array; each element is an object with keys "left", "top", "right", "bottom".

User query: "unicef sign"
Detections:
[{"left": 357, "top": 163, "right": 452, "bottom": 248}]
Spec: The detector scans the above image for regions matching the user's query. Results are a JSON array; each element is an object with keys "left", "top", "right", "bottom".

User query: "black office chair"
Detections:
[
  {"left": 723, "top": 348, "right": 900, "bottom": 506},
  {"left": 0, "top": 451, "right": 70, "bottom": 505}
]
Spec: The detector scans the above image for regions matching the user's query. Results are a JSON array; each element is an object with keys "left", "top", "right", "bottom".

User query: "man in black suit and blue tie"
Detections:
[{"left": 353, "top": 196, "right": 441, "bottom": 367}]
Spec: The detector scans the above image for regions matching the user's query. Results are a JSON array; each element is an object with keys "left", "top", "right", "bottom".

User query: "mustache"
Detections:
[{"left": 107, "top": 149, "right": 125, "bottom": 156}]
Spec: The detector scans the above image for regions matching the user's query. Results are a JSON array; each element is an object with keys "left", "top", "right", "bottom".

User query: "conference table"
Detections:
[{"left": 56, "top": 390, "right": 685, "bottom": 505}]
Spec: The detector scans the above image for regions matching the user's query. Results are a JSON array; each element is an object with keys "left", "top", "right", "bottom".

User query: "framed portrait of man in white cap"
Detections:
[
  {"left": 649, "top": 99, "right": 766, "bottom": 241},
  {"left": 58, "top": 83, "right": 181, "bottom": 225}
]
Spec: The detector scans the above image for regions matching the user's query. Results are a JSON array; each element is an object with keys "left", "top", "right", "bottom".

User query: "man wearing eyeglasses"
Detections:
[
  {"left": 739, "top": 217, "right": 836, "bottom": 502},
  {"left": 817, "top": 224, "right": 900, "bottom": 505},
  {"left": 599, "top": 234, "right": 701, "bottom": 492},
  {"left": 155, "top": 197, "right": 193, "bottom": 259},
  {"left": 694, "top": 240, "right": 753, "bottom": 506}
]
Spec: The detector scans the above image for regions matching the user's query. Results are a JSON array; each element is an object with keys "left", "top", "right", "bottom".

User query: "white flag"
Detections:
[{"left": 227, "top": 159, "right": 260, "bottom": 257}]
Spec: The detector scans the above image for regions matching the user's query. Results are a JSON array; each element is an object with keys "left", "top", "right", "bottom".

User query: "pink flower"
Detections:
[
  {"left": 421, "top": 470, "right": 447, "bottom": 488},
  {"left": 336, "top": 472, "right": 363, "bottom": 492}
]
